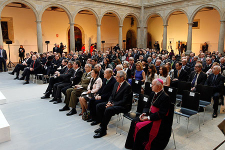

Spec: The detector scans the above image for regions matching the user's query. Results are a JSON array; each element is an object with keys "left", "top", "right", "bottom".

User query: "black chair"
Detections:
[
  {"left": 132, "top": 79, "right": 142, "bottom": 101},
  {"left": 196, "top": 84, "right": 213, "bottom": 124},
  {"left": 144, "top": 82, "right": 152, "bottom": 96},
  {"left": 174, "top": 90, "right": 200, "bottom": 136},
  {"left": 164, "top": 86, "right": 177, "bottom": 149},
  {"left": 176, "top": 81, "right": 191, "bottom": 102}
]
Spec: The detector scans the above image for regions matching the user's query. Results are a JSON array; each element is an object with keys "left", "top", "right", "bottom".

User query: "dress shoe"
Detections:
[
  {"left": 19, "top": 77, "right": 25, "bottom": 80},
  {"left": 91, "top": 121, "right": 100, "bottom": 126},
  {"left": 53, "top": 100, "right": 62, "bottom": 104},
  {"left": 93, "top": 131, "right": 107, "bottom": 138},
  {"left": 94, "top": 127, "right": 102, "bottom": 133},
  {"left": 8, "top": 72, "right": 14, "bottom": 75},
  {"left": 213, "top": 112, "right": 218, "bottom": 118},
  {"left": 87, "top": 118, "right": 93, "bottom": 122},
  {"left": 66, "top": 108, "right": 77, "bottom": 116},
  {"left": 59, "top": 105, "right": 70, "bottom": 111},
  {"left": 41, "top": 95, "right": 50, "bottom": 99},
  {"left": 23, "top": 81, "right": 29, "bottom": 85},
  {"left": 14, "top": 77, "right": 19, "bottom": 80},
  {"left": 49, "top": 98, "right": 57, "bottom": 102}
]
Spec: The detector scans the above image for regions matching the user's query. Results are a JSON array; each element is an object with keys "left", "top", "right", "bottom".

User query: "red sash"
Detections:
[{"left": 133, "top": 106, "right": 168, "bottom": 150}]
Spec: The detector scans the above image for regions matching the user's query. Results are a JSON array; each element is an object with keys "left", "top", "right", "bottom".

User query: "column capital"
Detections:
[
  {"left": 36, "top": 20, "right": 42, "bottom": 23},
  {"left": 69, "top": 22, "right": 75, "bottom": 25}
]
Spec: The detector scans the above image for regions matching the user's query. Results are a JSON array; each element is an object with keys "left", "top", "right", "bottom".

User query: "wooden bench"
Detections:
[{"left": 0, "top": 110, "right": 11, "bottom": 143}]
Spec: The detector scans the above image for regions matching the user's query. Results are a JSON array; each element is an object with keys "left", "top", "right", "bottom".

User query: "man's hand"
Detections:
[
  {"left": 140, "top": 116, "right": 149, "bottom": 122},
  {"left": 172, "top": 78, "right": 178, "bottom": 81},
  {"left": 87, "top": 90, "right": 91, "bottom": 94},
  {"left": 106, "top": 102, "right": 113, "bottom": 108},
  {"left": 139, "top": 113, "right": 146, "bottom": 120},
  {"left": 95, "top": 96, "right": 101, "bottom": 100},
  {"left": 191, "top": 87, "right": 195, "bottom": 91},
  {"left": 30, "top": 68, "right": 34, "bottom": 71}
]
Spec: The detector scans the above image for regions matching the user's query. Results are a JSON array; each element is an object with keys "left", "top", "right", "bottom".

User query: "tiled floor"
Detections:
[{"left": 0, "top": 72, "right": 225, "bottom": 150}]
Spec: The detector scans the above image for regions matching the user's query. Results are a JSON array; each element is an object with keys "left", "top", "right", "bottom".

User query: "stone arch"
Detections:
[
  {"left": 144, "top": 13, "right": 164, "bottom": 27},
  {"left": 100, "top": 10, "right": 122, "bottom": 26},
  {"left": 190, "top": 4, "right": 223, "bottom": 23},
  {"left": 73, "top": 7, "right": 100, "bottom": 25},
  {"left": 0, "top": 0, "right": 38, "bottom": 20},
  {"left": 165, "top": 9, "right": 189, "bottom": 25},
  {"left": 39, "top": 3, "right": 73, "bottom": 22},
  {"left": 67, "top": 24, "right": 85, "bottom": 52},
  {"left": 122, "top": 13, "right": 140, "bottom": 27}
]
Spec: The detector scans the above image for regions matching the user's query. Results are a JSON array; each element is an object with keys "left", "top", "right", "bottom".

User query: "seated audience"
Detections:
[
  {"left": 146, "top": 64, "right": 157, "bottom": 83},
  {"left": 158, "top": 66, "right": 170, "bottom": 86}
]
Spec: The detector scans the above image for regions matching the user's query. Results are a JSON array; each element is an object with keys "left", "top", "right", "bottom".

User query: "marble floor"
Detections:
[{"left": 0, "top": 71, "right": 225, "bottom": 150}]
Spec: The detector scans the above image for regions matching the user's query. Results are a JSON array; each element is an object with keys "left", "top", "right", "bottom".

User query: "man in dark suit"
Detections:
[
  {"left": 203, "top": 57, "right": 212, "bottom": 73},
  {"left": 53, "top": 44, "right": 59, "bottom": 53},
  {"left": 46, "top": 54, "right": 61, "bottom": 76},
  {"left": 89, "top": 68, "right": 117, "bottom": 123},
  {"left": 128, "top": 57, "right": 136, "bottom": 78},
  {"left": 171, "top": 55, "right": 176, "bottom": 69},
  {"left": 0, "top": 45, "right": 7, "bottom": 72},
  {"left": 9, "top": 53, "right": 32, "bottom": 79},
  {"left": 188, "top": 63, "right": 207, "bottom": 91},
  {"left": 93, "top": 70, "right": 132, "bottom": 138},
  {"left": 205, "top": 65, "right": 225, "bottom": 118},
  {"left": 171, "top": 62, "right": 188, "bottom": 87},
  {"left": 19, "top": 55, "right": 41, "bottom": 84},
  {"left": 182, "top": 59, "right": 191, "bottom": 76},
  {"left": 51, "top": 60, "right": 83, "bottom": 104}
]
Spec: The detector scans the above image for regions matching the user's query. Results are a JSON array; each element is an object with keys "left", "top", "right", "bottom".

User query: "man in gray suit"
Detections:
[{"left": 0, "top": 45, "right": 7, "bottom": 72}]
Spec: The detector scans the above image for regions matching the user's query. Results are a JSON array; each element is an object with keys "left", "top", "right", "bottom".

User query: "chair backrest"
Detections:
[
  {"left": 137, "top": 94, "right": 149, "bottom": 113},
  {"left": 132, "top": 79, "right": 142, "bottom": 94},
  {"left": 126, "top": 91, "right": 134, "bottom": 113},
  {"left": 177, "top": 81, "right": 191, "bottom": 95},
  {"left": 181, "top": 90, "right": 200, "bottom": 111},
  {"left": 164, "top": 86, "right": 177, "bottom": 105},
  {"left": 144, "top": 82, "right": 152, "bottom": 96},
  {"left": 196, "top": 84, "right": 213, "bottom": 102}
]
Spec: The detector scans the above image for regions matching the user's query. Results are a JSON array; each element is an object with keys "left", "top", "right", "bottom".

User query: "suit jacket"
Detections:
[
  {"left": 174, "top": 69, "right": 188, "bottom": 81},
  {"left": 143, "top": 91, "right": 170, "bottom": 121},
  {"left": 188, "top": 71, "right": 207, "bottom": 87},
  {"left": 29, "top": 60, "right": 41, "bottom": 73},
  {"left": 52, "top": 59, "right": 61, "bottom": 69},
  {"left": 108, "top": 81, "right": 132, "bottom": 111},
  {"left": 205, "top": 73, "right": 225, "bottom": 93},
  {"left": 87, "top": 77, "right": 102, "bottom": 93},
  {"left": 78, "top": 72, "right": 92, "bottom": 90},
  {"left": 59, "top": 68, "right": 75, "bottom": 83},
  {"left": 124, "top": 68, "right": 131, "bottom": 80},
  {"left": 129, "top": 63, "right": 136, "bottom": 77},
  {"left": 71, "top": 68, "right": 83, "bottom": 85},
  {"left": 171, "top": 60, "right": 176, "bottom": 69},
  {"left": 203, "top": 63, "right": 212, "bottom": 73},
  {"left": 53, "top": 47, "right": 59, "bottom": 53},
  {"left": 97, "top": 77, "right": 117, "bottom": 101},
  {"left": 0, "top": 49, "right": 7, "bottom": 60},
  {"left": 59, "top": 66, "right": 67, "bottom": 74},
  {"left": 23, "top": 57, "right": 32, "bottom": 67}
]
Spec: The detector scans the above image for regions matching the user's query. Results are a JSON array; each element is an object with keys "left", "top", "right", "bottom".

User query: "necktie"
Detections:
[
  {"left": 74, "top": 70, "right": 77, "bottom": 77},
  {"left": 116, "top": 84, "right": 121, "bottom": 92},
  {"left": 212, "top": 75, "right": 217, "bottom": 86},
  {"left": 177, "top": 70, "right": 180, "bottom": 77},
  {"left": 33, "top": 61, "right": 35, "bottom": 68},
  {"left": 106, "top": 80, "right": 109, "bottom": 84},
  {"left": 191, "top": 73, "right": 198, "bottom": 87}
]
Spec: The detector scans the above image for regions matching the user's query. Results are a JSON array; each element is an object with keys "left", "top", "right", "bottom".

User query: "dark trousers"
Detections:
[
  {"left": 0, "top": 58, "right": 7, "bottom": 71},
  {"left": 88, "top": 97, "right": 105, "bottom": 120},
  {"left": 13, "top": 64, "right": 26, "bottom": 77},
  {"left": 19, "top": 56, "right": 24, "bottom": 64},
  {"left": 22, "top": 68, "right": 34, "bottom": 82},
  {"left": 46, "top": 77, "right": 61, "bottom": 94},
  {"left": 213, "top": 92, "right": 220, "bottom": 112},
  {"left": 53, "top": 82, "right": 70, "bottom": 99},
  {"left": 96, "top": 102, "right": 126, "bottom": 131}
]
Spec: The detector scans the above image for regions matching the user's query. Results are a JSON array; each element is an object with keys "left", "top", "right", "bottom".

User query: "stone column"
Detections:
[
  {"left": 186, "top": 22, "right": 193, "bottom": 55},
  {"left": 119, "top": 25, "right": 123, "bottom": 49},
  {"left": 137, "top": 26, "right": 141, "bottom": 48},
  {"left": 0, "top": 18, "right": 3, "bottom": 46},
  {"left": 70, "top": 23, "right": 75, "bottom": 52},
  {"left": 97, "top": 24, "right": 101, "bottom": 51},
  {"left": 218, "top": 20, "right": 225, "bottom": 54},
  {"left": 162, "top": 24, "right": 168, "bottom": 50},
  {"left": 143, "top": 26, "right": 147, "bottom": 49},
  {"left": 36, "top": 20, "right": 43, "bottom": 53}
]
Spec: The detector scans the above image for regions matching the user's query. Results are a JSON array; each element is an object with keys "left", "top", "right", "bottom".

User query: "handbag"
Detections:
[{"left": 82, "top": 110, "right": 91, "bottom": 121}]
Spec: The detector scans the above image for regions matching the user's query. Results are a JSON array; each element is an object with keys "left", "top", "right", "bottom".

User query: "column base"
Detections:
[{"left": 185, "top": 50, "right": 192, "bottom": 55}]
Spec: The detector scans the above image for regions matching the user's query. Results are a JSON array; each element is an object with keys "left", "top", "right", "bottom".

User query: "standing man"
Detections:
[
  {"left": 0, "top": 45, "right": 7, "bottom": 72},
  {"left": 93, "top": 70, "right": 132, "bottom": 138},
  {"left": 18, "top": 45, "right": 25, "bottom": 64}
]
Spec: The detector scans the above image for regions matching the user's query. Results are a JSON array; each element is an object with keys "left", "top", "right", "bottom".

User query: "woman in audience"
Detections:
[
  {"left": 146, "top": 64, "right": 157, "bottom": 83},
  {"left": 79, "top": 69, "right": 102, "bottom": 116},
  {"left": 158, "top": 65, "right": 170, "bottom": 86},
  {"left": 121, "top": 51, "right": 126, "bottom": 62},
  {"left": 134, "top": 61, "right": 146, "bottom": 84},
  {"left": 102, "top": 58, "right": 113, "bottom": 70},
  {"left": 126, "top": 52, "right": 132, "bottom": 61},
  {"left": 166, "top": 62, "right": 174, "bottom": 80}
]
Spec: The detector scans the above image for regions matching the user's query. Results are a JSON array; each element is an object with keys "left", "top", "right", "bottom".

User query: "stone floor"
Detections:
[{"left": 0, "top": 71, "right": 225, "bottom": 150}]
